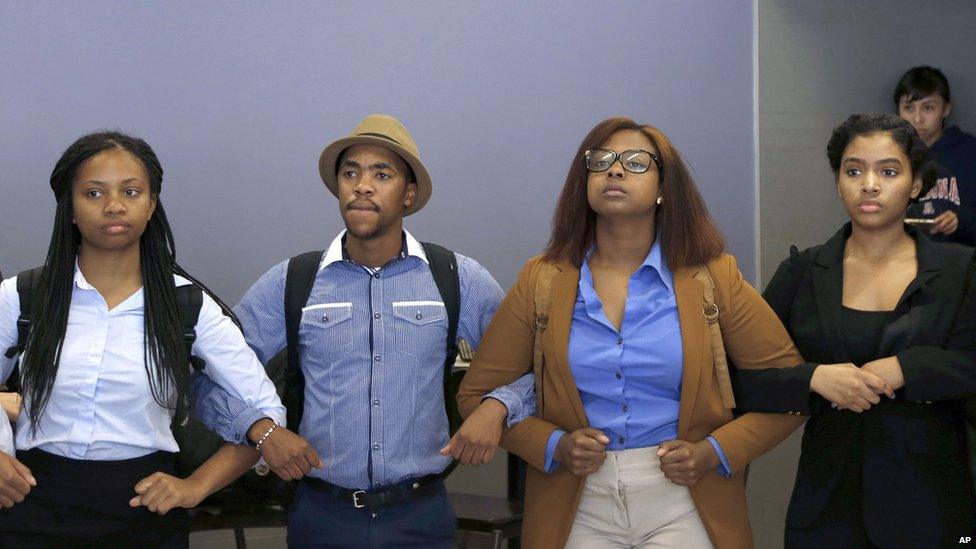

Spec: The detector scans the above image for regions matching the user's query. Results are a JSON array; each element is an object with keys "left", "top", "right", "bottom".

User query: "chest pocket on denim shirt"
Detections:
[
  {"left": 392, "top": 301, "right": 447, "bottom": 358},
  {"left": 301, "top": 302, "right": 354, "bottom": 360}
]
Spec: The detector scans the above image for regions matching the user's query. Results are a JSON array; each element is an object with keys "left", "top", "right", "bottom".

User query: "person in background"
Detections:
[{"left": 896, "top": 66, "right": 976, "bottom": 246}]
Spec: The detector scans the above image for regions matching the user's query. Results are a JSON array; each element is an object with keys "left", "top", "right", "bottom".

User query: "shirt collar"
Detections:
[
  {"left": 319, "top": 229, "right": 429, "bottom": 271},
  {"left": 73, "top": 261, "right": 94, "bottom": 290},
  {"left": 73, "top": 261, "right": 192, "bottom": 291},
  {"left": 642, "top": 238, "right": 673, "bottom": 293}
]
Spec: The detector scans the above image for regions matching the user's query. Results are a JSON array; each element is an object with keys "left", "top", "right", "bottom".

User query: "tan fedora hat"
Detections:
[{"left": 318, "top": 114, "right": 432, "bottom": 216}]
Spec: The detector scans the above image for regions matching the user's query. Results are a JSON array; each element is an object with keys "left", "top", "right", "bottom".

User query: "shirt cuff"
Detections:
[
  {"left": 706, "top": 435, "right": 732, "bottom": 478},
  {"left": 233, "top": 409, "right": 273, "bottom": 446},
  {"left": 544, "top": 429, "right": 566, "bottom": 473},
  {"left": 483, "top": 389, "right": 521, "bottom": 427},
  {"left": 0, "top": 412, "right": 13, "bottom": 456}
]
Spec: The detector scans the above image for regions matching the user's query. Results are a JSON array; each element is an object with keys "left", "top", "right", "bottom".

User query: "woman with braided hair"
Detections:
[{"left": 0, "top": 131, "right": 285, "bottom": 547}]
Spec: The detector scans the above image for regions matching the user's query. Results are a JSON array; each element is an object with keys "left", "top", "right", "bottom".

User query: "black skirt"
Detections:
[{"left": 0, "top": 448, "right": 189, "bottom": 548}]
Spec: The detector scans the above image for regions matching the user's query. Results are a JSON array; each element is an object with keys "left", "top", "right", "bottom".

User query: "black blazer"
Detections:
[{"left": 733, "top": 224, "right": 976, "bottom": 547}]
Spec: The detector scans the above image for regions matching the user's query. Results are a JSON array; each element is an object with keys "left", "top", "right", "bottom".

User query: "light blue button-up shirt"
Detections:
[
  {"left": 0, "top": 267, "right": 285, "bottom": 460},
  {"left": 565, "top": 240, "right": 686, "bottom": 450},
  {"left": 233, "top": 230, "right": 506, "bottom": 490}
]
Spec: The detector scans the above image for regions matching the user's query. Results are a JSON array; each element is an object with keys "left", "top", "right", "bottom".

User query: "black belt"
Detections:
[{"left": 303, "top": 473, "right": 442, "bottom": 509}]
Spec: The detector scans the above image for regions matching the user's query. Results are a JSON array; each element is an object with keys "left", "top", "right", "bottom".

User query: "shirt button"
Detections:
[
  {"left": 616, "top": 337, "right": 623, "bottom": 345},
  {"left": 415, "top": 312, "right": 423, "bottom": 320},
  {"left": 622, "top": 405, "right": 629, "bottom": 412},
  {"left": 615, "top": 373, "right": 622, "bottom": 379},
  {"left": 618, "top": 437, "right": 624, "bottom": 444},
  {"left": 321, "top": 315, "right": 329, "bottom": 323},
  {"left": 373, "top": 313, "right": 381, "bottom": 320},
  {"left": 374, "top": 273, "right": 381, "bottom": 279},
  {"left": 373, "top": 398, "right": 380, "bottom": 405},
  {"left": 374, "top": 355, "right": 382, "bottom": 363},
  {"left": 372, "top": 442, "right": 380, "bottom": 450}
]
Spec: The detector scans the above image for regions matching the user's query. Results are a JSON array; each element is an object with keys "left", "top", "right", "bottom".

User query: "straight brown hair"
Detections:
[{"left": 543, "top": 117, "right": 725, "bottom": 270}]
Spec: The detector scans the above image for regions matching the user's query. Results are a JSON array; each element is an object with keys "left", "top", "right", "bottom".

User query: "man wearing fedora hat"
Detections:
[{"left": 198, "top": 114, "right": 533, "bottom": 547}]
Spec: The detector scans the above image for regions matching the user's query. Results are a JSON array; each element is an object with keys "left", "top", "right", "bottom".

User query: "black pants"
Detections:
[
  {"left": 0, "top": 448, "right": 189, "bottom": 548},
  {"left": 287, "top": 479, "right": 455, "bottom": 548},
  {"left": 785, "top": 446, "right": 974, "bottom": 549}
]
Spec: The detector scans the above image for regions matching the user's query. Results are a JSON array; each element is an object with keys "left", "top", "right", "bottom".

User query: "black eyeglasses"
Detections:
[{"left": 584, "top": 148, "right": 662, "bottom": 174}]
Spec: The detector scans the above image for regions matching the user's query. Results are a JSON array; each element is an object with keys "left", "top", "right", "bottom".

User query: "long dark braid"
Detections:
[
  {"left": 138, "top": 198, "right": 192, "bottom": 423},
  {"left": 20, "top": 197, "right": 78, "bottom": 432}
]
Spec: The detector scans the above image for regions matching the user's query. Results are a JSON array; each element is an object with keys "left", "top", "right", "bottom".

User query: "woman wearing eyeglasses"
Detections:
[{"left": 456, "top": 117, "right": 806, "bottom": 548}]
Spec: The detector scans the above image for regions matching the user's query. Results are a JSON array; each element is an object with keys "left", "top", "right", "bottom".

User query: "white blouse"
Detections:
[{"left": 0, "top": 267, "right": 285, "bottom": 460}]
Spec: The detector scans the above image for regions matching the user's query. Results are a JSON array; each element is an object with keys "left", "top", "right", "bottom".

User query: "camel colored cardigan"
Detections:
[{"left": 458, "top": 254, "right": 806, "bottom": 548}]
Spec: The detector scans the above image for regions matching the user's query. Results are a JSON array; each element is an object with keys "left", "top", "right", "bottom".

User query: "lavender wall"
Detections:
[
  {"left": 0, "top": 2, "right": 759, "bottom": 538},
  {"left": 0, "top": 1, "right": 757, "bottom": 299}
]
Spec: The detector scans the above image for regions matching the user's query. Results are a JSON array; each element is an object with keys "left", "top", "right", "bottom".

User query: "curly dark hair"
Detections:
[{"left": 826, "top": 113, "right": 938, "bottom": 199}]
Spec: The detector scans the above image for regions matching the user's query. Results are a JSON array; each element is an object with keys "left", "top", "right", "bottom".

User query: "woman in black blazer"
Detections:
[{"left": 734, "top": 114, "right": 976, "bottom": 548}]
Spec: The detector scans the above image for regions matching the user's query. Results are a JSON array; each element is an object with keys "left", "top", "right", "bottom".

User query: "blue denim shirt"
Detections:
[{"left": 199, "top": 230, "right": 509, "bottom": 490}]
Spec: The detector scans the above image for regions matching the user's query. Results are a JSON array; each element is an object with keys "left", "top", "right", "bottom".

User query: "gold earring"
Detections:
[{"left": 656, "top": 196, "right": 663, "bottom": 205}]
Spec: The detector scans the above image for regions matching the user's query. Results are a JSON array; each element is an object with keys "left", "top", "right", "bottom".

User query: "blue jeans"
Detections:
[{"left": 286, "top": 480, "right": 455, "bottom": 548}]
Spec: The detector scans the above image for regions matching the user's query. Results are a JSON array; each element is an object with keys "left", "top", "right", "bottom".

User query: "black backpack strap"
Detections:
[
  {"left": 4, "top": 267, "right": 44, "bottom": 392},
  {"left": 422, "top": 243, "right": 461, "bottom": 374},
  {"left": 5, "top": 268, "right": 43, "bottom": 361},
  {"left": 176, "top": 284, "right": 206, "bottom": 371},
  {"left": 283, "top": 251, "right": 323, "bottom": 432},
  {"left": 421, "top": 243, "right": 462, "bottom": 477}
]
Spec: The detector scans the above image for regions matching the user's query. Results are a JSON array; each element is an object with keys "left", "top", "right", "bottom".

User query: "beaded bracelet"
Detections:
[{"left": 255, "top": 422, "right": 279, "bottom": 453}]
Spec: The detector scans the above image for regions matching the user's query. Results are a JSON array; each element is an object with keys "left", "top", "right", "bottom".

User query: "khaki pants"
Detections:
[{"left": 565, "top": 446, "right": 713, "bottom": 548}]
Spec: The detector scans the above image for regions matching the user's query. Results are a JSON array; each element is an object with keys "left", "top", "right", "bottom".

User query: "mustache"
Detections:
[{"left": 346, "top": 199, "right": 380, "bottom": 212}]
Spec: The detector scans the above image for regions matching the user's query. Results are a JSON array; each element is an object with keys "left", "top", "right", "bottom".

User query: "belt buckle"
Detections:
[{"left": 352, "top": 490, "right": 367, "bottom": 509}]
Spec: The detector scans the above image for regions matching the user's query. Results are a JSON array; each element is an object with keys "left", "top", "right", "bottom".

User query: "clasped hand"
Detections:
[{"left": 811, "top": 357, "right": 903, "bottom": 412}]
